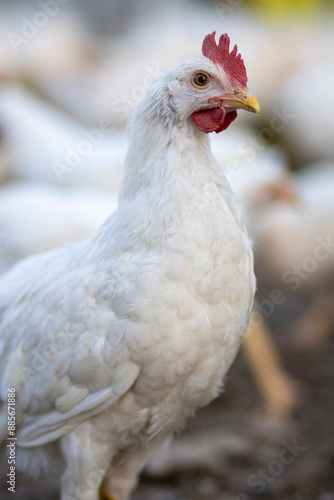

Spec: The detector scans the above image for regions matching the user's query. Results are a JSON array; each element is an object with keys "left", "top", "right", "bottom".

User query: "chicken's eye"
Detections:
[{"left": 193, "top": 73, "right": 209, "bottom": 87}]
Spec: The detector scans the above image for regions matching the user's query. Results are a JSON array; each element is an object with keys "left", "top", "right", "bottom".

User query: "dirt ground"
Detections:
[{"left": 1, "top": 310, "right": 333, "bottom": 500}]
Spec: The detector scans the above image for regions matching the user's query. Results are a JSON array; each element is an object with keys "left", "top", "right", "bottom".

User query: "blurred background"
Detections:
[{"left": 0, "top": 0, "right": 334, "bottom": 498}]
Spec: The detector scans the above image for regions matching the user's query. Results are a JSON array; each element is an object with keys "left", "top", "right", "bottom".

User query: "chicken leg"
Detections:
[
  {"left": 100, "top": 448, "right": 151, "bottom": 500},
  {"left": 99, "top": 485, "right": 117, "bottom": 500},
  {"left": 242, "top": 309, "right": 302, "bottom": 419}
]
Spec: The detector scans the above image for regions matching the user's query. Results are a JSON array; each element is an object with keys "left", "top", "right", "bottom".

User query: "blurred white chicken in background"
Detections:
[
  {"left": 275, "top": 24, "right": 334, "bottom": 165},
  {"left": 0, "top": 84, "right": 126, "bottom": 190},
  {"left": 0, "top": 182, "right": 116, "bottom": 273},
  {"left": 253, "top": 161, "right": 334, "bottom": 351}
]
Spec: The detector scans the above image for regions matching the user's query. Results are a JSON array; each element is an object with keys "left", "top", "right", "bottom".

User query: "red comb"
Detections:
[{"left": 202, "top": 32, "right": 247, "bottom": 87}]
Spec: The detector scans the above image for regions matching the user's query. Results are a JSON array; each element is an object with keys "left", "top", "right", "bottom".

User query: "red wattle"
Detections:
[
  {"left": 215, "top": 110, "right": 237, "bottom": 133},
  {"left": 191, "top": 107, "right": 237, "bottom": 134}
]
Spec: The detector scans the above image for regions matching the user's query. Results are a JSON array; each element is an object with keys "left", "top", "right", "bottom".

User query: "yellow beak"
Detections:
[{"left": 210, "top": 93, "right": 261, "bottom": 115}]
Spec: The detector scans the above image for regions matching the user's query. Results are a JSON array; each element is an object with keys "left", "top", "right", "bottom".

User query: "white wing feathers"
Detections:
[
  {"left": 18, "top": 362, "right": 139, "bottom": 447},
  {"left": 0, "top": 242, "right": 141, "bottom": 448}
]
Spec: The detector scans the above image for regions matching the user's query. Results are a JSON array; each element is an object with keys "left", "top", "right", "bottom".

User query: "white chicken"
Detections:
[
  {"left": 253, "top": 161, "right": 334, "bottom": 351},
  {"left": 0, "top": 182, "right": 117, "bottom": 273},
  {"left": 0, "top": 33, "right": 259, "bottom": 500},
  {"left": 0, "top": 84, "right": 126, "bottom": 192}
]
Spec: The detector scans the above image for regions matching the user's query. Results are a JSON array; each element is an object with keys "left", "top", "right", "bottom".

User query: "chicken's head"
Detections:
[{"left": 167, "top": 32, "right": 260, "bottom": 134}]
